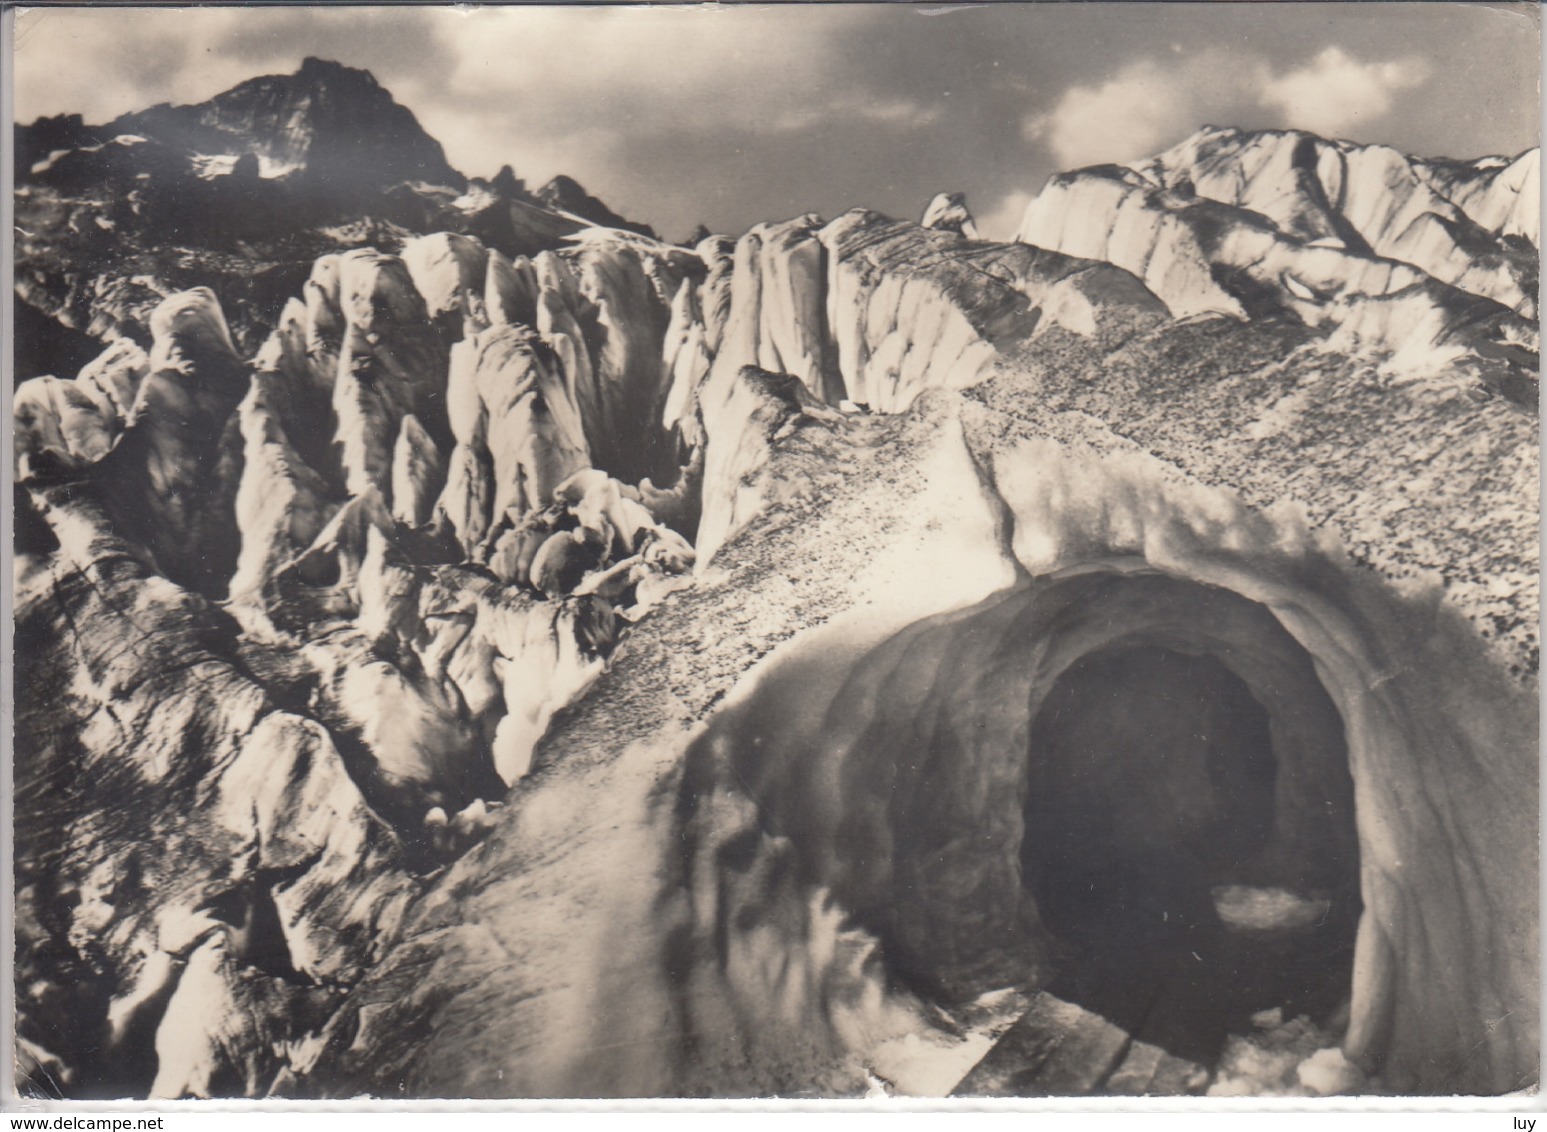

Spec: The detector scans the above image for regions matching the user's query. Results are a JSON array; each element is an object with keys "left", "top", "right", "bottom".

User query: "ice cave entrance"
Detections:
[{"left": 1018, "top": 635, "right": 1361, "bottom": 1066}]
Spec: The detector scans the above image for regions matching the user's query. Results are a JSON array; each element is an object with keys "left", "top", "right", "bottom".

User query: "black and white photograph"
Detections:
[{"left": 5, "top": 0, "right": 1541, "bottom": 1105}]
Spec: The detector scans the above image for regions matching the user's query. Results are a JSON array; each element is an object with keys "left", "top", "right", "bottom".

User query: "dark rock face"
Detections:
[
  {"left": 109, "top": 57, "right": 465, "bottom": 197},
  {"left": 12, "top": 68, "right": 1538, "bottom": 1102},
  {"left": 15, "top": 111, "right": 107, "bottom": 174},
  {"left": 536, "top": 175, "right": 656, "bottom": 239}
]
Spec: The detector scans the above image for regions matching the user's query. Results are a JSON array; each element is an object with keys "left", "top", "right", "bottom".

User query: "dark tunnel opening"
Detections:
[{"left": 1019, "top": 642, "right": 1361, "bottom": 1067}]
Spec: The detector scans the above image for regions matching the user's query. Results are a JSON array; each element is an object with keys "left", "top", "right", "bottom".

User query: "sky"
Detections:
[{"left": 10, "top": 2, "right": 1542, "bottom": 242}]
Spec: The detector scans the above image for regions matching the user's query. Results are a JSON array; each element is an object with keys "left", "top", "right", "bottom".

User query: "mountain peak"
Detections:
[
  {"left": 296, "top": 55, "right": 379, "bottom": 86},
  {"left": 105, "top": 55, "right": 465, "bottom": 192},
  {"left": 536, "top": 175, "right": 655, "bottom": 238}
]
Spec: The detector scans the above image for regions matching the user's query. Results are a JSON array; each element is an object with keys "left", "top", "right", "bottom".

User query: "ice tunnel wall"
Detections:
[{"left": 685, "top": 571, "right": 1359, "bottom": 1000}]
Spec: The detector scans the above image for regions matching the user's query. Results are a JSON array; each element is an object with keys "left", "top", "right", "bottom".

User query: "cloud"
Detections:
[
  {"left": 1023, "top": 45, "right": 1434, "bottom": 171},
  {"left": 428, "top": 6, "right": 870, "bottom": 132},
  {"left": 14, "top": 8, "right": 197, "bottom": 123},
  {"left": 13, "top": 5, "right": 1520, "bottom": 242},
  {"left": 1259, "top": 47, "right": 1431, "bottom": 138},
  {"left": 1022, "top": 57, "right": 1207, "bottom": 169},
  {"left": 769, "top": 96, "right": 943, "bottom": 134}
]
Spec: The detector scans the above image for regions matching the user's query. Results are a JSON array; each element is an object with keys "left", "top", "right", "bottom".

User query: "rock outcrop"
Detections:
[
  {"left": 109, "top": 56, "right": 465, "bottom": 194},
  {"left": 536, "top": 174, "right": 657, "bottom": 239}
]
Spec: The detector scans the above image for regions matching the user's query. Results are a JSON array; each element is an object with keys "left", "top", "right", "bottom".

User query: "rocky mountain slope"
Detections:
[
  {"left": 14, "top": 59, "right": 650, "bottom": 383},
  {"left": 105, "top": 56, "right": 466, "bottom": 194},
  {"left": 12, "top": 71, "right": 1539, "bottom": 1103}
]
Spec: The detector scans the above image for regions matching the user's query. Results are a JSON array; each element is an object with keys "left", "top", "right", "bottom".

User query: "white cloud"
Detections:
[
  {"left": 770, "top": 96, "right": 942, "bottom": 134},
  {"left": 1024, "top": 46, "right": 1434, "bottom": 171},
  {"left": 395, "top": 6, "right": 916, "bottom": 188},
  {"left": 431, "top": 6, "right": 867, "bottom": 130},
  {"left": 1022, "top": 54, "right": 1232, "bottom": 170},
  {"left": 15, "top": 8, "right": 194, "bottom": 123},
  {"left": 857, "top": 98, "right": 945, "bottom": 128},
  {"left": 1259, "top": 47, "right": 1431, "bottom": 139}
]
